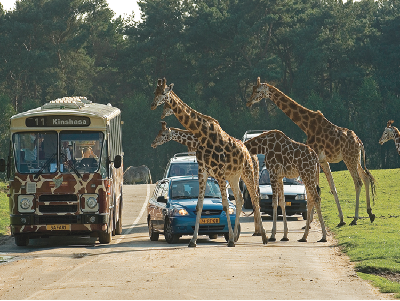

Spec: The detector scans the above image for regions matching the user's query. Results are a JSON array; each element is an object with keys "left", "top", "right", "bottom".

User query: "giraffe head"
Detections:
[
  {"left": 379, "top": 120, "right": 396, "bottom": 145},
  {"left": 151, "top": 78, "right": 174, "bottom": 110},
  {"left": 161, "top": 103, "right": 174, "bottom": 119},
  {"left": 246, "top": 77, "right": 271, "bottom": 107},
  {"left": 151, "top": 121, "right": 172, "bottom": 148}
]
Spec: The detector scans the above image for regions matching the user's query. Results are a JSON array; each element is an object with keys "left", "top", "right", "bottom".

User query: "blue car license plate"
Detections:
[{"left": 200, "top": 218, "right": 220, "bottom": 224}]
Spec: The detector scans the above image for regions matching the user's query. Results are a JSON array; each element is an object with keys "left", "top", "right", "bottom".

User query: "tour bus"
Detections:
[{"left": 0, "top": 97, "right": 123, "bottom": 246}]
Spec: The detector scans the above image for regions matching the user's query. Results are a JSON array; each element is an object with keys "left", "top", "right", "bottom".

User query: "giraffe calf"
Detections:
[{"left": 244, "top": 130, "right": 327, "bottom": 242}]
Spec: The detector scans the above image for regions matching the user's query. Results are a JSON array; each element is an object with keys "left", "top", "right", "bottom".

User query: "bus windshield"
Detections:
[{"left": 13, "top": 131, "right": 104, "bottom": 174}]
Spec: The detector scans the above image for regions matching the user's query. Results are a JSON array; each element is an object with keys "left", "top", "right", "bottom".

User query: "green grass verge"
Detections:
[
  {"left": 320, "top": 168, "right": 400, "bottom": 298},
  {"left": 0, "top": 182, "right": 10, "bottom": 237}
]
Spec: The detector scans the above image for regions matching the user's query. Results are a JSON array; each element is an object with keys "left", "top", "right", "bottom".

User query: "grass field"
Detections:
[
  {"left": 0, "top": 169, "right": 399, "bottom": 296},
  {"left": 319, "top": 168, "right": 400, "bottom": 298},
  {"left": 0, "top": 182, "right": 9, "bottom": 236}
]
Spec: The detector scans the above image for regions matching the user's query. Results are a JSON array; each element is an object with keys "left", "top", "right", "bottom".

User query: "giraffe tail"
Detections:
[{"left": 361, "top": 142, "right": 376, "bottom": 204}]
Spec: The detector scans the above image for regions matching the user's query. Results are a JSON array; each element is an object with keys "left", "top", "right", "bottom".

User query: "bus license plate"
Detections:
[
  {"left": 46, "top": 224, "right": 71, "bottom": 231},
  {"left": 286, "top": 202, "right": 291, "bottom": 206},
  {"left": 200, "top": 218, "right": 219, "bottom": 224}
]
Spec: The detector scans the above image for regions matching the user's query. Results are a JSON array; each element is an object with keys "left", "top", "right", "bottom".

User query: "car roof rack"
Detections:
[{"left": 173, "top": 152, "right": 196, "bottom": 158}]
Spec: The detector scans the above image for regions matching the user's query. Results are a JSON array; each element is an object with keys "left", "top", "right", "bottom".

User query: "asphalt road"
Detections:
[{"left": 0, "top": 184, "right": 393, "bottom": 299}]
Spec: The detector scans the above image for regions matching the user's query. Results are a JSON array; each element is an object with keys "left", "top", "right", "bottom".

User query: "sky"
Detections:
[{"left": 0, "top": 0, "right": 141, "bottom": 20}]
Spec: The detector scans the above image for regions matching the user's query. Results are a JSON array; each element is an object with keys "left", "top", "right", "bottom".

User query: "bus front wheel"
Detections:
[{"left": 15, "top": 234, "right": 29, "bottom": 246}]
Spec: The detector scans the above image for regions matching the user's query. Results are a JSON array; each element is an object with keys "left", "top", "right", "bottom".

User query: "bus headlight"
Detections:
[
  {"left": 86, "top": 197, "right": 97, "bottom": 209},
  {"left": 18, "top": 195, "right": 35, "bottom": 213},
  {"left": 81, "top": 194, "right": 99, "bottom": 212}
]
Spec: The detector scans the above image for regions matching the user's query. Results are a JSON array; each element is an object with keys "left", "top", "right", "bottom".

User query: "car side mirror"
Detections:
[
  {"left": 113, "top": 155, "right": 122, "bottom": 169},
  {"left": 228, "top": 194, "right": 235, "bottom": 201},
  {"left": 157, "top": 196, "right": 167, "bottom": 203},
  {"left": 0, "top": 159, "right": 5, "bottom": 172}
]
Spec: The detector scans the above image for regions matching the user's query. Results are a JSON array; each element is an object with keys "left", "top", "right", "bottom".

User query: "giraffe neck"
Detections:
[
  {"left": 170, "top": 127, "right": 199, "bottom": 151},
  {"left": 167, "top": 91, "right": 222, "bottom": 143},
  {"left": 393, "top": 127, "right": 400, "bottom": 155},
  {"left": 267, "top": 84, "right": 324, "bottom": 135}
]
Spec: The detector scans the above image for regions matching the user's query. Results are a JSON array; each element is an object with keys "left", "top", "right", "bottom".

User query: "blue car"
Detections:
[{"left": 147, "top": 176, "right": 239, "bottom": 244}]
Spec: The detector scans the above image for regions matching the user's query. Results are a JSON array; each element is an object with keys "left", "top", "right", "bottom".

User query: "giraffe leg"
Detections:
[
  {"left": 228, "top": 178, "right": 243, "bottom": 242},
  {"left": 269, "top": 179, "right": 279, "bottom": 242},
  {"left": 357, "top": 163, "right": 376, "bottom": 223},
  {"left": 218, "top": 178, "right": 235, "bottom": 247},
  {"left": 188, "top": 169, "right": 207, "bottom": 247},
  {"left": 320, "top": 162, "right": 346, "bottom": 226},
  {"left": 344, "top": 159, "right": 363, "bottom": 226},
  {"left": 278, "top": 182, "right": 289, "bottom": 241},
  {"left": 241, "top": 167, "right": 268, "bottom": 244}
]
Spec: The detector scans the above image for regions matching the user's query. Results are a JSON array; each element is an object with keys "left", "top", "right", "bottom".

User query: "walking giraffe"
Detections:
[
  {"left": 247, "top": 77, "right": 376, "bottom": 226},
  {"left": 244, "top": 130, "right": 327, "bottom": 242},
  {"left": 151, "top": 78, "right": 268, "bottom": 247},
  {"left": 379, "top": 120, "right": 400, "bottom": 155}
]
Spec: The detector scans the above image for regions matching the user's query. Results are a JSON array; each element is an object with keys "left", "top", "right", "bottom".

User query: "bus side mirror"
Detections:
[
  {"left": 114, "top": 155, "right": 122, "bottom": 169},
  {"left": 0, "top": 159, "right": 5, "bottom": 172}
]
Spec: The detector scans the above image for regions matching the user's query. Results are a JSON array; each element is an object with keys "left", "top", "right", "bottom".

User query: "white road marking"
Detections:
[{"left": 115, "top": 184, "right": 150, "bottom": 243}]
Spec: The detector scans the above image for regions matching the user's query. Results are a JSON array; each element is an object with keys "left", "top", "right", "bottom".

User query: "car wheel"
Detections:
[
  {"left": 164, "top": 219, "right": 179, "bottom": 244},
  {"left": 243, "top": 189, "right": 252, "bottom": 209},
  {"left": 302, "top": 211, "right": 307, "bottom": 220},
  {"left": 224, "top": 223, "right": 241, "bottom": 242},
  {"left": 149, "top": 220, "right": 159, "bottom": 241},
  {"left": 14, "top": 234, "right": 29, "bottom": 246},
  {"left": 115, "top": 195, "right": 123, "bottom": 235},
  {"left": 98, "top": 228, "right": 112, "bottom": 244},
  {"left": 209, "top": 234, "right": 218, "bottom": 239}
]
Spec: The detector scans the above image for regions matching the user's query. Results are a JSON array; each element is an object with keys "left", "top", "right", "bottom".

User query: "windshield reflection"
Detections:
[
  {"left": 259, "top": 169, "right": 302, "bottom": 185},
  {"left": 170, "top": 179, "right": 222, "bottom": 199},
  {"left": 13, "top": 131, "right": 104, "bottom": 174}
]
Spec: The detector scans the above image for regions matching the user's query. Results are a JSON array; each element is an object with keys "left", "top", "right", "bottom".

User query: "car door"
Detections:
[{"left": 153, "top": 180, "right": 169, "bottom": 230}]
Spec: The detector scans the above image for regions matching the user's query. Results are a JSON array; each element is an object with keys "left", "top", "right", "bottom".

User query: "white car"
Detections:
[{"left": 257, "top": 168, "right": 307, "bottom": 220}]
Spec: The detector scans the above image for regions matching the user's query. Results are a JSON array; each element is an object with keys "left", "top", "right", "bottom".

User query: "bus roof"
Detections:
[{"left": 10, "top": 97, "right": 121, "bottom": 131}]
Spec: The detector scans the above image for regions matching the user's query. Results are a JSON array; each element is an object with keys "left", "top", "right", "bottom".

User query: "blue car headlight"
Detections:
[
  {"left": 228, "top": 207, "right": 235, "bottom": 215},
  {"left": 173, "top": 208, "right": 189, "bottom": 216}
]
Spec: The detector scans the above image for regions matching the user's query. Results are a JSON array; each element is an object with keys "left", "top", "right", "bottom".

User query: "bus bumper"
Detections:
[{"left": 10, "top": 214, "right": 109, "bottom": 236}]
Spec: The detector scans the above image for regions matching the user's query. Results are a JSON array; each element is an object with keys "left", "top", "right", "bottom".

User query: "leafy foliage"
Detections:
[{"left": 0, "top": 0, "right": 399, "bottom": 180}]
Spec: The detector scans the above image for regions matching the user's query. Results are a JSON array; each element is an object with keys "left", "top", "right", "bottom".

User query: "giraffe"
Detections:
[
  {"left": 247, "top": 77, "right": 376, "bottom": 226},
  {"left": 379, "top": 120, "right": 400, "bottom": 155},
  {"left": 151, "top": 121, "right": 262, "bottom": 223},
  {"left": 244, "top": 130, "right": 327, "bottom": 242},
  {"left": 151, "top": 78, "right": 268, "bottom": 247},
  {"left": 151, "top": 121, "right": 198, "bottom": 152}
]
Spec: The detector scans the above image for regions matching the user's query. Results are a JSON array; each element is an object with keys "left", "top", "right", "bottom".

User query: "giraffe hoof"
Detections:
[
  {"left": 252, "top": 232, "right": 262, "bottom": 236},
  {"left": 227, "top": 241, "right": 235, "bottom": 247},
  {"left": 318, "top": 238, "right": 327, "bottom": 243},
  {"left": 369, "top": 214, "right": 376, "bottom": 223},
  {"left": 280, "top": 237, "right": 289, "bottom": 242},
  {"left": 188, "top": 241, "right": 197, "bottom": 248},
  {"left": 268, "top": 237, "right": 276, "bottom": 242},
  {"left": 302, "top": 225, "right": 311, "bottom": 230},
  {"left": 350, "top": 220, "right": 357, "bottom": 226},
  {"left": 298, "top": 238, "right": 307, "bottom": 242},
  {"left": 262, "top": 234, "right": 269, "bottom": 245},
  {"left": 337, "top": 221, "right": 346, "bottom": 227}
]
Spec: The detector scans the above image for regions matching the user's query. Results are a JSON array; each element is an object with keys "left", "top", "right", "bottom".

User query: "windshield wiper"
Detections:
[
  {"left": 60, "top": 152, "right": 82, "bottom": 178},
  {"left": 172, "top": 196, "right": 188, "bottom": 199},
  {"left": 34, "top": 153, "right": 57, "bottom": 179}
]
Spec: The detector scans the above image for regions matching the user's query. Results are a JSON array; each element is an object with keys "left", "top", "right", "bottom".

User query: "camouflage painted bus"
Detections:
[{"left": 0, "top": 97, "right": 123, "bottom": 246}]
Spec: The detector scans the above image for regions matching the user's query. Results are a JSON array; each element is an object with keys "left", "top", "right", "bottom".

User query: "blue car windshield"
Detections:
[{"left": 170, "top": 179, "right": 222, "bottom": 199}]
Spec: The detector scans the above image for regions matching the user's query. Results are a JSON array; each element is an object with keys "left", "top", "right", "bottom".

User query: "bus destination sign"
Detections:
[{"left": 25, "top": 116, "right": 91, "bottom": 127}]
